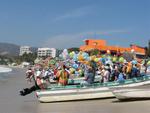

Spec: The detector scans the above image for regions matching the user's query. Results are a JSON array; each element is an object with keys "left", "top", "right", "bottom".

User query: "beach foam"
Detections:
[{"left": 0, "top": 66, "right": 12, "bottom": 73}]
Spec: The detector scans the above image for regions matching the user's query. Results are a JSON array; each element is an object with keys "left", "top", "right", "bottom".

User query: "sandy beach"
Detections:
[{"left": 0, "top": 68, "right": 150, "bottom": 113}]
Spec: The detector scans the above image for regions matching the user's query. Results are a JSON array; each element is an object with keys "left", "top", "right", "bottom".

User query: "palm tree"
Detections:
[{"left": 145, "top": 40, "right": 150, "bottom": 58}]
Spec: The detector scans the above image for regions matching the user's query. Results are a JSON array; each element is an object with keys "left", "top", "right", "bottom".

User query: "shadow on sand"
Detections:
[{"left": 112, "top": 98, "right": 150, "bottom": 103}]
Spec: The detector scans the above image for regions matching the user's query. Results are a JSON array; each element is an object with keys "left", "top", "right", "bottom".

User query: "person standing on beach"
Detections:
[
  {"left": 20, "top": 68, "right": 47, "bottom": 96},
  {"left": 25, "top": 67, "right": 34, "bottom": 82}
]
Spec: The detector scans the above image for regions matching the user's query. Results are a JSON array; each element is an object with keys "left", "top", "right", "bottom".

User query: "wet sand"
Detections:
[{"left": 0, "top": 68, "right": 150, "bottom": 113}]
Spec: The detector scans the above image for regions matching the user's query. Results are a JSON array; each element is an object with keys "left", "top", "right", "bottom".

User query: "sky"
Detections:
[{"left": 0, "top": 0, "right": 150, "bottom": 49}]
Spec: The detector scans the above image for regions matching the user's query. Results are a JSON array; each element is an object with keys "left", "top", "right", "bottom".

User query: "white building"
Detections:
[
  {"left": 37, "top": 48, "right": 57, "bottom": 58},
  {"left": 19, "top": 46, "right": 32, "bottom": 56}
]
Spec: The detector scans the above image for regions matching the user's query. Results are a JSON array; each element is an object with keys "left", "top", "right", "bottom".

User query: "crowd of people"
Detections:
[{"left": 20, "top": 50, "right": 150, "bottom": 96}]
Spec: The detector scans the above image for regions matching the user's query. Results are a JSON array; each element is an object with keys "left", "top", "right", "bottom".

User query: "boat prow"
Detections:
[{"left": 112, "top": 88, "right": 150, "bottom": 101}]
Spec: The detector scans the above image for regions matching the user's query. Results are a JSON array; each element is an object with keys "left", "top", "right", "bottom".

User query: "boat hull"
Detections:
[
  {"left": 112, "top": 89, "right": 150, "bottom": 101},
  {"left": 36, "top": 75, "right": 150, "bottom": 103},
  {"left": 37, "top": 87, "right": 113, "bottom": 103}
]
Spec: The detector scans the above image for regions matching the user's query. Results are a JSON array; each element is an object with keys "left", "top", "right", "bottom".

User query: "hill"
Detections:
[
  {"left": 0, "top": 42, "right": 20, "bottom": 56},
  {"left": 0, "top": 42, "right": 38, "bottom": 56}
]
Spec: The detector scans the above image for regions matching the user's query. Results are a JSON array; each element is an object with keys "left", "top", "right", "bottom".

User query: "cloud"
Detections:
[
  {"left": 54, "top": 5, "right": 94, "bottom": 21},
  {"left": 42, "top": 30, "right": 129, "bottom": 49},
  {"left": 42, "top": 34, "right": 83, "bottom": 49}
]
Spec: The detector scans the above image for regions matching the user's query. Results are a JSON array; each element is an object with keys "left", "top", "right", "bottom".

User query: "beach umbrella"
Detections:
[
  {"left": 49, "top": 59, "right": 56, "bottom": 65},
  {"left": 73, "top": 54, "right": 78, "bottom": 61},
  {"left": 131, "top": 60, "right": 137, "bottom": 65},
  {"left": 78, "top": 54, "right": 84, "bottom": 61},
  {"left": 90, "top": 55, "right": 96, "bottom": 61},
  {"left": 86, "top": 57, "right": 90, "bottom": 61},
  {"left": 106, "top": 59, "right": 113, "bottom": 65},
  {"left": 119, "top": 57, "right": 124, "bottom": 63},
  {"left": 69, "top": 68, "right": 75, "bottom": 74},
  {"left": 147, "top": 61, "right": 150, "bottom": 65},
  {"left": 102, "top": 54, "right": 106, "bottom": 58},
  {"left": 78, "top": 69, "right": 82, "bottom": 73},
  {"left": 112, "top": 56, "right": 117, "bottom": 62},
  {"left": 94, "top": 58, "right": 99, "bottom": 62},
  {"left": 100, "top": 58, "right": 105, "bottom": 64},
  {"left": 72, "top": 64, "right": 79, "bottom": 69},
  {"left": 69, "top": 52, "right": 74, "bottom": 58},
  {"left": 82, "top": 52, "right": 89, "bottom": 60},
  {"left": 62, "top": 49, "right": 69, "bottom": 59},
  {"left": 107, "top": 56, "right": 112, "bottom": 60}
]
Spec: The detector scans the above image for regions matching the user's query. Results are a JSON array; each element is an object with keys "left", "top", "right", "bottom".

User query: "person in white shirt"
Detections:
[
  {"left": 102, "top": 66, "right": 110, "bottom": 83},
  {"left": 140, "top": 63, "right": 146, "bottom": 76},
  {"left": 25, "top": 67, "right": 34, "bottom": 82}
]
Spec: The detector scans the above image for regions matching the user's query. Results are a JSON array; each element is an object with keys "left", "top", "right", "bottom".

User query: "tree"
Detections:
[
  {"left": 144, "top": 40, "right": 150, "bottom": 58},
  {"left": 0, "top": 55, "right": 13, "bottom": 65},
  {"left": 68, "top": 47, "right": 79, "bottom": 53},
  {"left": 89, "top": 49, "right": 100, "bottom": 56},
  {"left": 13, "top": 53, "right": 37, "bottom": 65}
]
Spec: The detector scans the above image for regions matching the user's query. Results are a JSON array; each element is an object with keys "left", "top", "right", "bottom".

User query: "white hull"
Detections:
[
  {"left": 113, "top": 89, "right": 150, "bottom": 100},
  {"left": 36, "top": 87, "right": 113, "bottom": 103},
  {"left": 36, "top": 78, "right": 150, "bottom": 103}
]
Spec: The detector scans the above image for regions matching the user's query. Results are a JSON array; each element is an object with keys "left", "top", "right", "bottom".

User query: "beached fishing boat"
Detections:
[
  {"left": 36, "top": 75, "right": 150, "bottom": 103},
  {"left": 112, "top": 86, "right": 150, "bottom": 101}
]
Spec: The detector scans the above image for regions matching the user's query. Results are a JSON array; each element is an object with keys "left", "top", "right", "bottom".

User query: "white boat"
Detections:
[
  {"left": 112, "top": 87, "right": 150, "bottom": 101},
  {"left": 36, "top": 87, "right": 113, "bottom": 103},
  {"left": 36, "top": 75, "right": 150, "bottom": 103}
]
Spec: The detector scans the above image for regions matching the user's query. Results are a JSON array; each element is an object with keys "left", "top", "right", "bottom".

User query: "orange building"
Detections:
[{"left": 80, "top": 39, "right": 145, "bottom": 55}]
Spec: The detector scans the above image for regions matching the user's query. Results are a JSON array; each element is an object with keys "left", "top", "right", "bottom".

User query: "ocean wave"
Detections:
[{"left": 0, "top": 66, "right": 12, "bottom": 73}]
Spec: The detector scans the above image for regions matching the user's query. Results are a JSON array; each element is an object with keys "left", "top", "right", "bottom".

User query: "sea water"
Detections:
[
  {"left": 0, "top": 66, "right": 12, "bottom": 73},
  {"left": 0, "top": 66, "right": 12, "bottom": 80}
]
